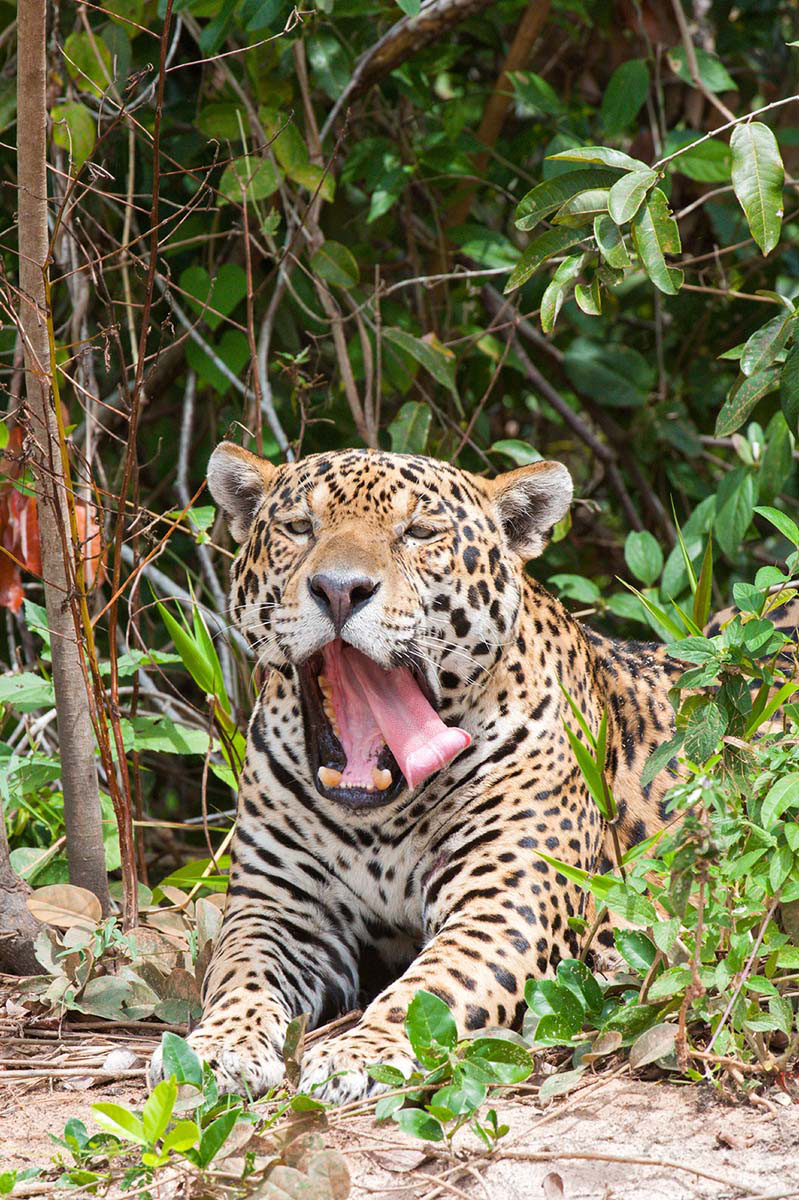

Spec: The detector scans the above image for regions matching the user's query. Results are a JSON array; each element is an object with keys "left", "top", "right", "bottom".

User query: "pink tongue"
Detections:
[{"left": 322, "top": 642, "right": 470, "bottom": 790}]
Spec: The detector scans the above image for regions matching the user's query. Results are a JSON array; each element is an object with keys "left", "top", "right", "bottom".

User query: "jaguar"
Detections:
[{"left": 150, "top": 442, "right": 680, "bottom": 1102}]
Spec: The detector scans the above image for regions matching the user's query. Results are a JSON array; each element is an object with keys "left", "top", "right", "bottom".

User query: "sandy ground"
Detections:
[{"left": 3, "top": 1067, "right": 799, "bottom": 1200}]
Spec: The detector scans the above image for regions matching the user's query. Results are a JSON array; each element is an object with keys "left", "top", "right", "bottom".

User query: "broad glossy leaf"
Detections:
[
  {"left": 219, "top": 156, "right": 281, "bottom": 204},
  {"left": 631, "top": 188, "right": 682, "bottom": 295},
  {"left": 593, "top": 214, "right": 631, "bottom": 267},
  {"left": 490, "top": 439, "right": 542, "bottom": 466},
  {"left": 464, "top": 1038, "right": 533, "bottom": 1084},
  {"left": 668, "top": 46, "right": 737, "bottom": 93},
  {"left": 564, "top": 337, "right": 654, "bottom": 408},
  {"left": 393, "top": 1109, "right": 444, "bottom": 1141},
  {"left": 63, "top": 32, "right": 112, "bottom": 98},
  {"left": 625, "top": 530, "right": 663, "bottom": 586},
  {"left": 515, "top": 169, "right": 621, "bottom": 231},
  {"left": 740, "top": 311, "right": 795, "bottom": 376},
  {"left": 91, "top": 1104, "right": 147, "bottom": 1146},
  {"left": 710, "top": 470, "right": 753, "bottom": 559},
  {"left": 730, "top": 122, "right": 784, "bottom": 255},
  {"left": 614, "top": 930, "right": 657, "bottom": 975},
  {"left": 142, "top": 1078, "right": 177, "bottom": 1145},
  {"left": 51, "top": 102, "right": 96, "bottom": 172},
  {"left": 608, "top": 169, "right": 657, "bottom": 224},
  {"left": 539, "top": 253, "right": 584, "bottom": 332},
  {"left": 664, "top": 132, "right": 730, "bottom": 182},
  {"left": 547, "top": 145, "right": 649, "bottom": 171},
  {"left": 553, "top": 188, "right": 610, "bottom": 226},
  {"left": 781, "top": 343, "right": 799, "bottom": 431},
  {"left": 600, "top": 59, "right": 650, "bottom": 135},
  {"left": 405, "top": 990, "right": 457, "bottom": 1066},
  {"left": 310, "top": 241, "right": 360, "bottom": 289},
  {"left": 761, "top": 774, "right": 799, "bottom": 828},
  {"left": 574, "top": 275, "right": 601, "bottom": 315},
  {"left": 383, "top": 328, "right": 457, "bottom": 397},
  {"left": 754, "top": 504, "right": 799, "bottom": 546},
  {"left": 714, "top": 368, "right": 780, "bottom": 437},
  {"left": 388, "top": 401, "right": 431, "bottom": 454},
  {"left": 504, "top": 228, "right": 590, "bottom": 293},
  {"left": 160, "top": 1032, "right": 203, "bottom": 1087}
]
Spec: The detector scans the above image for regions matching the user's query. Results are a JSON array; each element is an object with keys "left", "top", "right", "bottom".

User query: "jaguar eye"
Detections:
[
  {"left": 284, "top": 518, "right": 312, "bottom": 537},
  {"left": 406, "top": 524, "right": 438, "bottom": 542}
]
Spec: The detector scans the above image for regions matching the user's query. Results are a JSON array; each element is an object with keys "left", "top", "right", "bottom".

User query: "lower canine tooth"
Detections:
[
  {"left": 372, "top": 767, "right": 393, "bottom": 791},
  {"left": 318, "top": 766, "right": 343, "bottom": 788}
]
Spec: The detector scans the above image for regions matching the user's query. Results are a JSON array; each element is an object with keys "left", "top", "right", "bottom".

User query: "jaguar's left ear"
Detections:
[{"left": 488, "top": 460, "right": 573, "bottom": 560}]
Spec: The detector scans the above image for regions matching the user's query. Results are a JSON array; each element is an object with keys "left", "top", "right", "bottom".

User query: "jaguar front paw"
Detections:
[
  {"left": 299, "top": 1034, "right": 417, "bottom": 1105},
  {"left": 149, "top": 1025, "right": 286, "bottom": 1099}
]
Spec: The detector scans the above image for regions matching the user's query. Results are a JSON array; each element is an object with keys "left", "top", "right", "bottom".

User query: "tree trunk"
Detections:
[{"left": 17, "top": 0, "right": 111, "bottom": 913}]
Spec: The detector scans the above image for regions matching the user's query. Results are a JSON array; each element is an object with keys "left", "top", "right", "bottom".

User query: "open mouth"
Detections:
[{"left": 297, "top": 640, "right": 471, "bottom": 809}]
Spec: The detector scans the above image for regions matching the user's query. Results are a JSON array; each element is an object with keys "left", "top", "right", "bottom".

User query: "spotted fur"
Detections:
[{"left": 150, "top": 445, "right": 678, "bottom": 1102}]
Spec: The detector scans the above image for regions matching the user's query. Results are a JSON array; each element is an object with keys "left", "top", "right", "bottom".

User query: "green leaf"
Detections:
[
  {"left": 600, "top": 59, "right": 650, "bottom": 135},
  {"left": 593, "top": 214, "right": 631, "bottom": 268},
  {"left": 142, "top": 1078, "right": 176, "bottom": 1145},
  {"left": 0, "top": 671, "right": 55, "bottom": 711},
  {"left": 433, "top": 1072, "right": 486, "bottom": 1116},
  {"left": 260, "top": 108, "right": 334, "bottom": 202},
  {"left": 730, "top": 122, "right": 784, "bottom": 255},
  {"left": 63, "top": 31, "right": 112, "bottom": 98},
  {"left": 186, "top": 329, "right": 250, "bottom": 396},
  {"left": 692, "top": 536, "right": 714, "bottom": 629},
  {"left": 564, "top": 337, "right": 654, "bottom": 408},
  {"left": 553, "top": 188, "right": 611, "bottom": 226},
  {"left": 715, "top": 368, "right": 781, "bottom": 436},
  {"left": 515, "top": 169, "right": 622, "bottom": 231},
  {"left": 574, "top": 274, "right": 602, "bottom": 316},
  {"left": 539, "top": 253, "right": 585, "bottom": 332},
  {"left": 310, "top": 241, "right": 360, "bottom": 289},
  {"left": 740, "top": 312, "right": 796, "bottom": 376},
  {"left": 615, "top": 930, "right": 657, "bottom": 976},
  {"left": 770, "top": 842, "right": 794, "bottom": 893},
  {"left": 405, "top": 990, "right": 457, "bottom": 1067},
  {"left": 490, "top": 439, "right": 541, "bottom": 466},
  {"left": 161, "top": 1120, "right": 200, "bottom": 1156},
  {"left": 91, "top": 1104, "right": 147, "bottom": 1146},
  {"left": 754, "top": 505, "right": 799, "bottom": 546},
  {"left": 179, "top": 263, "right": 247, "bottom": 333},
  {"left": 196, "top": 1110, "right": 241, "bottom": 1167},
  {"left": 383, "top": 328, "right": 457, "bottom": 398},
  {"left": 51, "top": 102, "right": 96, "bottom": 173},
  {"left": 715, "top": 468, "right": 756, "bottom": 556},
  {"left": 663, "top": 132, "right": 730, "bottom": 182},
  {"left": 505, "top": 228, "right": 590, "bottom": 293},
  {"left": 388, "top": 401, "right": 431, "bottom": 454},
  {"left": 464, "top": 1038, "right": 533, "bottom": 1084},
  {"left": 642, "top": 732, "right": 683, "bottom": 789},
  {"left": 394, "top": 1109, "right": 444, "bottom": 1141},
  {"left": 646, "top": 965, "right": 692, "bottom": 1001},
  {"left": 396, "top": 0, "right": 421, "bottom": 14},
  {"left": 761, "top": 774, "right": 799, "bottom": 829},
  {"left": 557, "top": 959, "right": 603, "bottom": 1016},
  {"left": 668, "top": 45, "right": 737, "bottom": 93},
  {"left": 608, "top": 169, "right": 657, "bottom": 225},
  {"left": 625, "top": 530, "right": 663, "bottom": 586},
  {"left": 781, "top": 343, "right": 799, "bottom": 432},
  {"left": 367, "top": 1064, "right": 406, "bottom": 1087},
  {"left": 684, "top": 700, "right": 726, "bottom": 762},
  {"left": 219, "top": 156, "right": 281, "bottom": 204},
  {"left": 547, "top": 145, "right": 649, "bottom": 171},
  {"left": 160, "top": 1032, "right": 203, "bottom": 1087},
  {"left": 631, "top": 188, "right": 682, "bottom": 295}
]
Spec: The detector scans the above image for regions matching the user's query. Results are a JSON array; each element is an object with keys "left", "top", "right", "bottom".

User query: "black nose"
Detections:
[{"left": 308, "top": 573, "right": 380, "bottom": 633}]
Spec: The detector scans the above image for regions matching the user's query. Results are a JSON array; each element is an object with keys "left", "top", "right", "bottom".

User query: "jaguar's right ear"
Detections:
[{"left": 207, "top": 442, "right": 277, "bottom": 542}]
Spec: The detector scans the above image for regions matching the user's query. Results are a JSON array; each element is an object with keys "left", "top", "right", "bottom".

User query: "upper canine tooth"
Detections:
[
  {"left": 318, "top": 766, "right": 343, "bottom": 788},
  {"left": 372, "top": 767, "right": 392, "bottom": 791}
]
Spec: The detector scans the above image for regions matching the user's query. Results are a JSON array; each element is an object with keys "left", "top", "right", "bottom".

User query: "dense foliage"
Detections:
[{"left": 2, "top": 0, "right": 799, "bottom": 1119}]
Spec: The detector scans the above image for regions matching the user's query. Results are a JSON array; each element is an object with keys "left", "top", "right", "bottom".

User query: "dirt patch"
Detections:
[{"left": 3, "top": 1067, "right": 799, "bottom": 1199}]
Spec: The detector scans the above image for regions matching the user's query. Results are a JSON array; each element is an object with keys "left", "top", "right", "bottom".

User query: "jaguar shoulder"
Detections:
[{"left": 150, "top": 444, "right": 681, "bottom": 1102}]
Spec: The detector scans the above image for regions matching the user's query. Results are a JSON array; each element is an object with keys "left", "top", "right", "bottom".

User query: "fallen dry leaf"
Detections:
[{"left": 26, "top": 883, "right": 102, "bottom": 930}]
